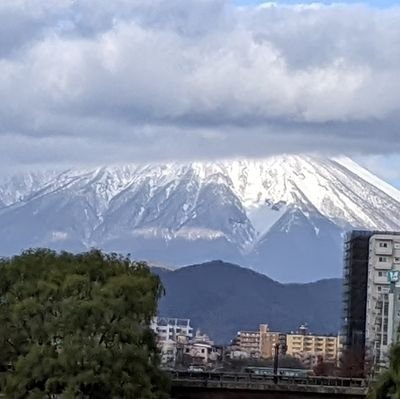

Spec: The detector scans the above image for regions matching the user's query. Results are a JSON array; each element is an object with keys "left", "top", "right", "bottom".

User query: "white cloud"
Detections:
[{"left": 1, "top": 0, "right": 400, "bottom": 168}]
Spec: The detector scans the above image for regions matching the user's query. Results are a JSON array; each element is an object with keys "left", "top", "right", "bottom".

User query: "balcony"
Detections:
[
  {"left": 374, "top": 261, "right": 392, "bottom": 270},
  {"left": 375, "top": 245, "right": 393, "bottom": 256},
  {"left": 374, "top": 276, "right": 390, "bottom": 284}
]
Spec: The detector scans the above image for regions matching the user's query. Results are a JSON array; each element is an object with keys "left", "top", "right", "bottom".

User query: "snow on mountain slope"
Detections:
[
  {"left": 0, "top": 155, "right": 399, "bottom": 282},
  {"left": 335, "top": 157, "right": 400, "bottom": 203},
  {"left": 0, "top": 171, "right": 60, "bottom": 206},
  {"left": 249, "top": 206, "right": 344, "bottom": 282},
  {"left": 222, "top": 156, "right": 400, "bottom": 232}
]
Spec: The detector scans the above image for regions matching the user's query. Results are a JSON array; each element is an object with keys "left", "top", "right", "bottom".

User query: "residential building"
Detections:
[
  {"left": 184, "top": 330, "right": 220, "bottom": 365},
  {"left": 342, "top": 230, "right": 400, "bottom": 373},
  {"left": 236, "top": 329, "right": 260, "bottom": 358},
  {"left": 260, "top": 324, "right": 286, "bottom": 358},
  {"left": 150, "top": 317, "right": 193, "bottom": 365},
  {"left": 287, "top": 325, "right": 339, "bottom": 362},
  {"left": 227, "top": 336, "right": 250, "bottom": 359},
  {"left": 158, "top": 340, "right": 177, "bottom": 365},
  {"left": 365, "top": 233, "right": 400, "bottom": 370},
  {"left": 151, "top": 317, "right": 193, "bottom": 343},
  {"left": 236, "top": 324, "right": 285, "bottom": 359},
  {"left": 286, "top": 325, "right": 339, "bottom": 367},
  {"left": 150, "top": 319, "right": 222, "bottom": 367}
]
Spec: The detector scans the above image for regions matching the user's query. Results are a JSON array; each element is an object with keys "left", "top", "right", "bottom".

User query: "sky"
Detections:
[
  {"left": 237, "top": 0, "right": 400, "bottom": 6},
  {"left": 1, "top": 0, "right": 400, "bottom": 187}
]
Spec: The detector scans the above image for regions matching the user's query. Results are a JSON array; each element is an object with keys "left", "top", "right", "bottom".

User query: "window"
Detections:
[
  {"left": 395, "top": 257, "right": 400, "bottom": 263},
  {"left": 395, "top": 243, "right": 400, "bottom": 249},
  {"left": 378, "top": 286, "right": 382, "bottom": 291},
  {"left": 378, "top": 271, "right": 384, "bottom": 277},
  {"left": 379, "top": 256, "right": 389, "bottom": 262},
  {"left": 379, "top": 242, "right": 388, "bottom": 248}
]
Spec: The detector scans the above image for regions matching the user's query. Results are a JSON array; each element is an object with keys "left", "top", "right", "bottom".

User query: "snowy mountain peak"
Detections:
[{"left": 0, "top": 155, "right": 399, "bottom": 282}]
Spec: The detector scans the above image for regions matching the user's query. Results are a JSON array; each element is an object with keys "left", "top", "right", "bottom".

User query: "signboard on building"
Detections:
[{"left": 388, "top": 271, "right": 400, "bottom": 283}]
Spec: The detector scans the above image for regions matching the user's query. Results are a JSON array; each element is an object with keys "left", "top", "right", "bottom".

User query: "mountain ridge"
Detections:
[
  {"left": 155, "top": 260, "right": 342, "bottom": 343},
  {"left": 0, "top": 155, "right": 399, "bottom": 282}
]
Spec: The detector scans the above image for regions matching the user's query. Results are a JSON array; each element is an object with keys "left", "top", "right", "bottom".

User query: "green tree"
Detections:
[
  {"left": 0, "top": 249, "right": 169, "bottom": 399},
  {"left": 369, "top": 345, "right": 400, "bottom": 399}
]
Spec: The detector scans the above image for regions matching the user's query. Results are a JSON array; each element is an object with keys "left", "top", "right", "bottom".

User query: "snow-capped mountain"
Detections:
[{"left": 1, "top": 155, "right": 399, "bottom": 282}]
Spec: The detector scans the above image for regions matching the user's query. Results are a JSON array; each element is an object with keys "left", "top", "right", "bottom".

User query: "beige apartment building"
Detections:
[
  {"left": 237, "top": 324, "right": 284, "bottom": 359},
  {"left": 286, "top": 327, "right": 339, "bottom": 367},
  {"left": 260, "top": 324, "right": 283, "bottom": 358},
  {"left": 236, "top": 323, "right": 339, "bottom": 366},
  {"left": 237, "top": 329, "right": 260, "bottom": 358}
]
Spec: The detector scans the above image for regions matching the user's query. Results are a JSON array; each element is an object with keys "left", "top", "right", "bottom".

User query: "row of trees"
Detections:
[
  {"left": 1, "top": 248, "right": 400, "bottom": 398},
  {"left": 0, "top": 249, "right": 169, "bottom": 398}
]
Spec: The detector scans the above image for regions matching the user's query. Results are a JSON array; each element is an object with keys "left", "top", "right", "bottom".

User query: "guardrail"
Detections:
[{"left": 168, "top": 370, "right": 368, "bottom": 388}]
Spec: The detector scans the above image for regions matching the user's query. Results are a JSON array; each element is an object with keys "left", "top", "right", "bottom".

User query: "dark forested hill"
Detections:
[{"left": 155, "top": 261, "right": 342, "bottom": 343}]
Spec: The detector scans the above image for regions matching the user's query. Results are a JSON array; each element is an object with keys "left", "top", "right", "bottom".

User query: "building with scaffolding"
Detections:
[
  {"left": 342, "top": 231, "right": 372, "bottom": 356},
  {"left": 342, "top": 230, "right": 400, "bottom": 374},
  {"left": 365, "top": 233, "right": 400, "bottom": 370}
]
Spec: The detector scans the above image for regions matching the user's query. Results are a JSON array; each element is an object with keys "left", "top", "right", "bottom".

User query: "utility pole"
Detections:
[{"left": 273, "top": 343, "right": 280, "bottom": 384}]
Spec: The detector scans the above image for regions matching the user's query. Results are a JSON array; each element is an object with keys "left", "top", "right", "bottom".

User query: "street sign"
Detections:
[{"left": 388, "top": 271, "right": 400, "bottom": 283}]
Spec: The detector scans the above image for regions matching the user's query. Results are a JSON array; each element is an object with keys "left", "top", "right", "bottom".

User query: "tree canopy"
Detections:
[
  {"left": 0, "top": 249, "right": 168, "bottom": 399},
  {"left": 369, "top": 345, "right": 400, "bottom": 399}
]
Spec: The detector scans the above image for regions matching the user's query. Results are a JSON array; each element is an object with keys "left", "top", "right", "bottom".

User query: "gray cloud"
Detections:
[{"left": 1, "top": 0, "right": 400, "bottom": 168}]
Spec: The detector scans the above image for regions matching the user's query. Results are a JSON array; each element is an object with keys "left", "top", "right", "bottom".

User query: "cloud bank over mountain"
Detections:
[{"left": 1, "top": 0, "right": 400, "bottom": 168}]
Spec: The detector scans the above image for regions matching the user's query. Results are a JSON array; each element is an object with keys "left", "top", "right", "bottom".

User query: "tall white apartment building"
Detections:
[
  {"left": 365, "top": 233, "right": 400, "bottom": 370},
  {"left": 151, "top": 317, "right": 193, "bottom": 342},
  {"left": 150, "top": 317, "right": 193, "bottom": 364}
]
